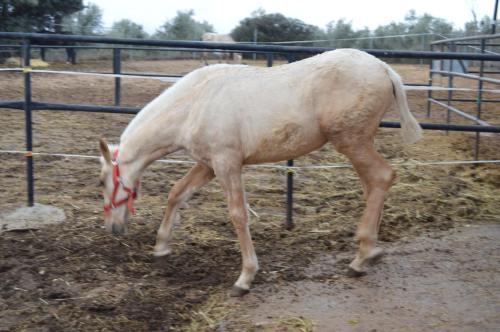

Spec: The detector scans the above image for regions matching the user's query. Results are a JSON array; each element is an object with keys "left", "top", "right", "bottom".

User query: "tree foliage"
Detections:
[
  {"left": 231, "top": 9, "right": 321, "bottom": 42},
  {"left": 316, "top": 10, "right": 457, "bottom": 50},
  {"left": 0, "top": 0, "right": 83, "bottom": 32},
  {"left": 230, "top": 8, "right": 496, "bottom": 52},
  {"left": 1, "top": 2, "right": 495, "bottom": 51},
  {"left": 154, "top": 10, "right": 214, "bottom": 40},
  {"left": 109, "top": 19, "right": 147, "bottom": 39},
  {"left": 63, "top": 2, "right": 103, "bottom": 35},
  {"left": 463, "top": 13, "right": 493, "bottom": 36},
  {"left": 323, "top": 19, "right": 370, "bottom": 48}
]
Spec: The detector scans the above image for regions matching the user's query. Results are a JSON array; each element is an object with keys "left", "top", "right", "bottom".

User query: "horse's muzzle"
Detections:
[{"left": 111, "top": 223, "right": 125, "bottom": 235}]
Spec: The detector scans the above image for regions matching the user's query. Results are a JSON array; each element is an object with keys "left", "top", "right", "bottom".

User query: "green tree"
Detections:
[
  {"left": 405, "top": 10, "right": 453, "bottom": 48},
  {"left": 370, "top": 10, "right": 454, "bottom": 50},
  {"left": 354, "top": 28, "right": 372, "bottom": 49},
  {"left": 63, "top": 2, "right": 103, "bottom": 35},
  {"left": 109, "top": 19, "right": 148, "bottom": 38},
  {"left": 463, "top": 13, "right": 493, "bottom": 36},
  {"left": 154, "top": 10, "right": 213, "bottom": 40},
  {"left": 372, "top": 22, "right": 408, "bottom": 49},
  {"left": 325, "top": 19, "right": 361, "bottom": 48},
  {"left": 0, "top": 0, "right": 84, "bottom": 32},
  {"left": 231, "top": 9, "right": 321, "bottom": 43}
]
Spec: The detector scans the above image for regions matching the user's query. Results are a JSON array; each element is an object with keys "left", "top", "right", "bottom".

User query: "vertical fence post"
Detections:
[
  {"left": 266, "top": 53, "right": 273, "bottom": 68},
  {"left": 475, "top": 38, "right": 486, "bottom": 160},
  {"left": 426, "top": 44, "right": 434, "bottom": 118},
  {"left": 420, "top": 34, "right": 425, "bottom": 64},
  {"left": 492, "top": 0, "right": 499, "bottom": 34},
  {"left": 253, "top": 28, "right": 258, "bottom": 61},
  {"left": 266, "top": 52, "right": 294, "bottom": 230},
  {"left": 445, "top": 43, "right": 454, "bottom": 133},
  {"left": 113, "top": 48, "right": 121, "bottom": 106},
  {"left": 22, "top": 39, "right": 34, "bottom": 207},
  {"left": 285, "top": 53, "right": 296, "bottom": 230},
  {"left": 285, "top": 160, "right": 294, "bottom": 230}
]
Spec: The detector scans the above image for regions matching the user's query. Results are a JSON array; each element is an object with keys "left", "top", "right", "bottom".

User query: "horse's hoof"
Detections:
[
  {"left": 346, "top": 267, "right": 367, "bottom": 278},
  {"left": 367, "top": 248, "right": 385, "bottom": 265},
  {"left": 153, "top": 246, "right": 172, "bottom": 257},
  {"left": 230, "top": 285, "right": 250, "bottom": 297}
]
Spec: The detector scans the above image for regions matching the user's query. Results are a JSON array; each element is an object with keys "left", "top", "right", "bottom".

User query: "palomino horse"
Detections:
[
  {"left": 201, "top": 32, "right": 242, "bottom": 65},
  {"left": 99, "top": 49, "right": 422, "bottom": 296}
]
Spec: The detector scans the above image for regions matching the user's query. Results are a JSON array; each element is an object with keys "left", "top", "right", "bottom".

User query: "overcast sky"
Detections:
[{"left": 93, "top": 0, "right": 495, "bottom": 35}]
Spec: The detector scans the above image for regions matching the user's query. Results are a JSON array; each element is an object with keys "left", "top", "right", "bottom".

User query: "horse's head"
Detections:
[{"left": 98, "top": 138, "right": 138, "bottom": 235}]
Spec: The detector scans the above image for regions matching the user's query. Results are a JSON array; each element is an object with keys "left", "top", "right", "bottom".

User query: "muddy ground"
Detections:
[
  {"left": 0, "top": 58, "right": 499, "bottom": 331},
  {"left": 218, "top": 223, "right": 500, "bottom": 332}
]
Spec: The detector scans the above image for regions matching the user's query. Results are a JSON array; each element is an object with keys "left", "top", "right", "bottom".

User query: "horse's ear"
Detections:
[{"left": 99, "top": 137, "right": 112, "bottom": 164}]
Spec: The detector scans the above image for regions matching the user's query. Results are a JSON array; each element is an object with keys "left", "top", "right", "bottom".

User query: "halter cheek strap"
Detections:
[{"left": 103, "top": 150, "right": 139, "bottom": 215}]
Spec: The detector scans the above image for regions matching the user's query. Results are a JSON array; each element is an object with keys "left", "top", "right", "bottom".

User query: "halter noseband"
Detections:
[{"left": 103, "top": 149, "right": 139, "bottom": 215}]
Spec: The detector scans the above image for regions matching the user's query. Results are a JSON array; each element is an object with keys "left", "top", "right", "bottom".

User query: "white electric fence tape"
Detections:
[{"left": 1, "top": 150, "right": 499, "bottom": 170}]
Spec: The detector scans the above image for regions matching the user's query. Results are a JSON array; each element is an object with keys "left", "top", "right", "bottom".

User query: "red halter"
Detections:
[{"left": 103, "top": 150, "right": 139, "bottom": 215}]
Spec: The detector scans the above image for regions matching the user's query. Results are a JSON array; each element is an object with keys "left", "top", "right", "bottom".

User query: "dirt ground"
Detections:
[
  {"left": 219, "top": 223, "right": 500, "bottom": 332},
  {"left": 0, "top": 58, "right": 499, "bottom": 331}
]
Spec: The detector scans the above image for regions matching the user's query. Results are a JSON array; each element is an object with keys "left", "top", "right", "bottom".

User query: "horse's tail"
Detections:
[{"left": 384, "top": 64, "right": 423, "bottom": 144}]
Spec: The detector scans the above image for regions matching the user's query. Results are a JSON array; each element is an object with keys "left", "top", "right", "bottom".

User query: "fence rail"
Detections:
[
  {"left": 2, "top": 32, "right": 500, "bottom": 60},
  {"left": 431, "top": 70, "right": 500, "bottom": 85},
  {"left": 2, "top": 102, "right": 500, "bottom": 133}
]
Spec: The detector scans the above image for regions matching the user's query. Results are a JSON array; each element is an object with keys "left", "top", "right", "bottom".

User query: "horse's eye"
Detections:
[{"left": 99, "top": 179, "right": 105, "bottom": 187}]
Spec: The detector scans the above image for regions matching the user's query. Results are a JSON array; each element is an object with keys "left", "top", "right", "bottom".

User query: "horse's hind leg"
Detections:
[
  {"left": 333, "top": 139, "right": 395, "bottom": 276},
  {"left": 153, "top": 163, "right": 214, "bottom": 256}
]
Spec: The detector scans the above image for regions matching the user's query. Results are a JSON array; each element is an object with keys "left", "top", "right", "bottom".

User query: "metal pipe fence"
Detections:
[
  {"left": 1, "top": 32, "right": 500, "bottom": 229},
  {"left": 426, "top": 33, "right": 500, "bottom": 160},
  {"left": 3, "top": 32, "right": 500, "bottom": 60}
]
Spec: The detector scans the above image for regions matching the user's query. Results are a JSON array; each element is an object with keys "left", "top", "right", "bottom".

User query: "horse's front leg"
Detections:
[
  {"left": 153, "top": 163, "right": 214, "bottom": 256},
  {"left": 214, "top": 161, "right": 259, "bottom": 297}
]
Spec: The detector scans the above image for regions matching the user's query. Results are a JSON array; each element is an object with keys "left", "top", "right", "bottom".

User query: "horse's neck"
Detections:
[{"left": 118, "top": 100, "right": 186, "bottom": 182}]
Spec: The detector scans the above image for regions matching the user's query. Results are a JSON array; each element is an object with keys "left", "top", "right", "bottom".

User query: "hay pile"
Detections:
[{"left": 4, "top": 57, "right": 49, "bottom": 67}]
